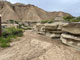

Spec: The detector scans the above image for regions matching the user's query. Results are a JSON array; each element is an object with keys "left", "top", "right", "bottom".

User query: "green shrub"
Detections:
[
  {"left": 8, "top": 20, "right": 19, "bottom": 24},
  {"left": 0, "top": 27, "right": 23, "bottom": 48},
  {"left": 41, "top": 20, "right": 53, "bottom": 23},
  {"left": 0, "top": 43, "right": 10, "bottom": 48},
  {"left": 63, "top": 16, "right": 80, "bottom": 22},
  {"left": 48, "top": 20, "right": 53, "bottom": 23},
  {"left": 2, "top": 27, "right": 23, "bottom": 37},
  {"left": 41, "top": 20, "right": 49, "bottom": 23},
  {"left": 63, "top": 16, "right": 74, "bottom": 20},
  {"left": 0, "top": 37, "right": 10, "bottom": 48},
  {"left": 0, "top": 37, "right": 10, "bottom": 43},
  {"left": 8, "top": 20, "right": 15, "bottom": 24},
  {"left": 70, "top": 19, "right": 80, "bottom": 22}
]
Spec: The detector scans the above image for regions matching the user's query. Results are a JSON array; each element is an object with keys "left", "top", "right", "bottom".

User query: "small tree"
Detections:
[
  {"left": 63, "top": 16, "right": 75, "bottom": 22},
  {"left": 64, "top": 16, "right": 74, "bottom": 20}
]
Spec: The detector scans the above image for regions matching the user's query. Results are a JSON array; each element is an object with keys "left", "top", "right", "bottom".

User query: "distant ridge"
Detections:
[{"left": 0, "top": 1, "right": 72, "bottom": 22}]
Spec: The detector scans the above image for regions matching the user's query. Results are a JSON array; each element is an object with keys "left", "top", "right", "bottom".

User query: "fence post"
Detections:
[{"left": 0, "top": 15, "right": 2, "bottom": 37}]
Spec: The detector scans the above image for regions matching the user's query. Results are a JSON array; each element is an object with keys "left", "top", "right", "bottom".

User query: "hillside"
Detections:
[{"left": 0, "top": 1, "right": 71, "bottom": 22}]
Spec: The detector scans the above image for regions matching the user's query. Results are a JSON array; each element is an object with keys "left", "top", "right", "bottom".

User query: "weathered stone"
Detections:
[
  {"left": 62, "top": 22, "right": 80, "bottom": 35},
  {"left": 50, "top": 34, "right": 61, "bottom": 39},
  {"left": 61, "top": 33, "right": 80, "bottom": 41},
  {"left": 44, "top": 22, "right": 68, "bottom": 31},
  {"left": 35, "top": 22, "right": 68, "bottom": 40},
  {"left": 60, "top": 36, "right": 80, "bottom": 49},
  {"left": 61, "top": 22, "right": 80, "bottom": 49},
  {"left": 34, "top": 23, "right": 45, "bottom": 32}
]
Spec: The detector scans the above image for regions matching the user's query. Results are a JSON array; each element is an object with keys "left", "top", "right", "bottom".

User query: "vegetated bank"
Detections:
[
  {"left": 0, "top": 27, "right": 23, "bottom": 48},
  {"left": 63, "top": 16, "right": 80, "bottom": 22}
]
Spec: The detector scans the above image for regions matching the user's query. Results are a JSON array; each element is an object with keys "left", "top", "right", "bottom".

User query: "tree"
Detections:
[{"left": 63, "top": 16, "right": 74, "bottom": 20}]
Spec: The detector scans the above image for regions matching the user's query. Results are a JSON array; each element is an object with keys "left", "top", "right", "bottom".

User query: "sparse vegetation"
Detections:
[
  {"left": 63, "top": 16, "right": 74, "bottom": 20},
  {"left": 0, "top": 27, "right": 23, "bottom": 48},
  {"left": 0, "top": 42, "right": 10, "bottom": 48},
  {"left": 8, "top": 20, "right": 19, "bottom": 24},
  {"left": 63, "top": 16, "right": 80, "bottom": 22},
  {"left": 41, "top": 20, "right": 53, "bottom": 23},
  {"left": 3, "top": 27, "right": 23, "bottom": 37}
]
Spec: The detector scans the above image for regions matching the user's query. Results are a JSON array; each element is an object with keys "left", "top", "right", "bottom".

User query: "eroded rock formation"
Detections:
[
  {"left": 0, "top": 1, "right": 71, "bottom": 22},
  {"left": 35, "top": 20, "right": 80, "bottom": 49},
  {"left": 61, "top": 22, "right": 80, "bottom": 49}
]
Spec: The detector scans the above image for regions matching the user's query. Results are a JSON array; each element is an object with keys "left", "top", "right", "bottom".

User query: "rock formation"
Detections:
[
  {"left": 44, "top": 22, "right": 68, "bottom": 39},
  {"left": 0, "top": 1, "right": 71, "bottom": 22},
  {"left": 35, "top": 17, "right": 68, "bottom": 39},
  {"left": 35, "top": 18, "right": 80, "bottom": 49},
  {"left": 61, "top": 22, "right": 80, "bottom": 49}
]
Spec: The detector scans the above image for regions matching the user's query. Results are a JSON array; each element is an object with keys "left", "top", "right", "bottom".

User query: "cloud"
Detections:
[{"left": 7, "top": 0, "right": 80, "bottom": 16}]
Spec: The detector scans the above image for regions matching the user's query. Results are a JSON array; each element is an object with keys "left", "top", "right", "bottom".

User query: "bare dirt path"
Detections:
[{"left": 0, "top": 30, "right": 80, "bottom": 60}]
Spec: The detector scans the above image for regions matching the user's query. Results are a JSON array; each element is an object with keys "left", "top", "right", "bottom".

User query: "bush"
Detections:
[
  {"left": 0, "top": 27, "right": 23, "bottom": 48},
  {"left": 8, "top": 20, "right": 19, "bottom": 24},
  {"left": 8, "top": 20, "right": 15, "bottom": 24},
  {"left": 2, "top": 27, "right": 23, "bottom": 37},
  {"left": 41, "top": 20, "right": 53, "bottom": 23},
  {"left": 0, "top": 37, "right": 11, "bottom": 43},
  {"left": 0, "top": 37, "right": 10, "bottom": 48},
  {"left": 0, "top": 43, "right": 10, "bottom": 48},
  {"left": 63, "top": 16, "right": 80, "bottom": 22},
  {"left": 70, "top": 19, "right": 80, "bottom": 22},
  {"left": 63, "top": 16, "right": 74, "bottom": 20}
]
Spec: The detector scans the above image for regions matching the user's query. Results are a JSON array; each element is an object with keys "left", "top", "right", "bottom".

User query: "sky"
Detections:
[{"left": 7, "top": 0, "right": 80, "bottom": 17}]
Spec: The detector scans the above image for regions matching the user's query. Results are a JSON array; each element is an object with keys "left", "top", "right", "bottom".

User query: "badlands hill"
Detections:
[{"left": 0, "top": 1, "right": 71, "bottom": 22}]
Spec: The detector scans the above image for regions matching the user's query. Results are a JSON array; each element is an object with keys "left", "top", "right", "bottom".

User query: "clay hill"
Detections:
[{"left": 0, "top": 1, "right": 71, "bottom": 22}]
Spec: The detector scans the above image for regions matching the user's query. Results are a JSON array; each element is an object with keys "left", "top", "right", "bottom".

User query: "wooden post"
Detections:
[{"left": 0, "top": 15, "right": 2, "bottom": 37}]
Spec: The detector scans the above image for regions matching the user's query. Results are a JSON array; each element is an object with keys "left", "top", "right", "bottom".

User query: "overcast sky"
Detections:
[{"left": 7, "top": 0, "right": 80, "bottom": 16}]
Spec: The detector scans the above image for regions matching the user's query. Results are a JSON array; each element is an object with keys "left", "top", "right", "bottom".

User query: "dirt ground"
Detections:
[{"left": 0, "top": 30, "right": 80, "bottom": 60}]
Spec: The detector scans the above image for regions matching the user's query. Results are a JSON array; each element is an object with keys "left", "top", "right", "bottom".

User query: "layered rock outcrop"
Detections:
[
  {"left": 35, "top": 22, "right": 68, "bottom": 39},
  {"left": 35, "top": 16, "right": 68, "bottom": 39},
  {"left": 61, "top": 22, "right": 80, "bottom": 49},
  {"left": 35, "top": 21, "right": 80, "bottom": 49},
  {"left": 44, "top": 22, "right": 68, "bottom": 39}
]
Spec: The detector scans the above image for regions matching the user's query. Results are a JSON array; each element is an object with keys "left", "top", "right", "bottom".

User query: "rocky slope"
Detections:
[{"left": 0, "top": 1, "right": 71, "bottom": 22}]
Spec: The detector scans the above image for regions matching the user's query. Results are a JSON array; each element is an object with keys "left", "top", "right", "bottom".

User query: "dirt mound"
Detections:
[
  {"left": 0, "top": 30, "right": 80, "bottom": 60},
  {"left": 0, "top": 1, "right": 71, "bottom": 22}
]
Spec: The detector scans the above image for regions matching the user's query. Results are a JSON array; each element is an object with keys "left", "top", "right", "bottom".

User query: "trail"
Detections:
[{"left": 0, "top": 30, "right": 80, "bottom": 60}]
